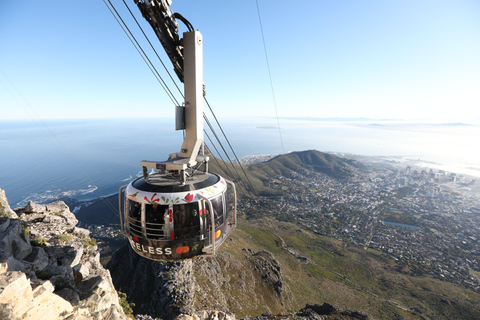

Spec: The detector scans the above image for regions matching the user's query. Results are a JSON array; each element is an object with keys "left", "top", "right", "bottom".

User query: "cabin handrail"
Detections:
[
  {"left": 224, "top": 179, "right": 237, "bottom": 226},
  {"left": 198, "top": 194, "right": 215, "bottom": 256},
  {"left": 118, "top": 185, "right": 128, "bottom": 236}
]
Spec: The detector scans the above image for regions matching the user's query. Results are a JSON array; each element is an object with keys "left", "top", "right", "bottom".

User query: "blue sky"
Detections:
[{"left": 1, "top": 0, "right": 480, "bottom": 122}]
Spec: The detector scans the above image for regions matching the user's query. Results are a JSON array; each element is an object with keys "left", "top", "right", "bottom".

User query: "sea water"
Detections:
[{"left": 1, "top": 117, "right": 479, "bottom": 208}]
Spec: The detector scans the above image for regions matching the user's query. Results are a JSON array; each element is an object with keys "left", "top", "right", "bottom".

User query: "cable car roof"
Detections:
[{"left": 126, "top": 173, "right": 227, "bottom": 205}]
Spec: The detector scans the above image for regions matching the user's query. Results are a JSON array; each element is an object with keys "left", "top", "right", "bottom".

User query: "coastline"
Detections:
[{"left": 74, "top": 193, "right": 120, "bottom": 228}]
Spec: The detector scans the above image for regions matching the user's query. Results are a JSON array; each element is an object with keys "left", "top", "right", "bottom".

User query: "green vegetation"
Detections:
[
  {"left": 470, "top": 269, "right": 480, "bottom": 279},
  {"left": 82, "top": 237, "right": 97, "bottom": 248},
  {"left": 21, "top": 221, "right": 31, "bottom": 236},
  {"left": 118, "top": 291, "right": 135, "bottom": 319},
  {"left": 379, "top": 207, "right": 420, "bottom": 226},
  {"left": 232, "top": 217, "right": 480, "bottom": 320},
  {"left": 395, "top": 186, "right": 414, "bottom": 198},
  {"left": 30, "top": 237, "right": 47, "bottom": 248},
  {"left": 0, "top": 202, "right": 10, "bottom": 217},
  {"left": 57, "top": 233, "right": 73, "bottom": 244}
]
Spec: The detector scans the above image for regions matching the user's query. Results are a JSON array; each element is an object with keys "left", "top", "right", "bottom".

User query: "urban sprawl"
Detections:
[{"left": 241, "top": 155, "right": 480, "bottom": 292}]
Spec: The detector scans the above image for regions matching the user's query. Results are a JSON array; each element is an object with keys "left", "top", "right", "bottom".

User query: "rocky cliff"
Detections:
[
  {"left": 107, "top": 230, "right": 374, "bottom": 320},
  {"left": 0, "top": 188, "right": 128, "bottom": 320},
  {"left": 107, "top": 244, "right": 294, "bottom": 320},
  {"left": 1, "top": 187, "right": 374, "bottom": 320}
]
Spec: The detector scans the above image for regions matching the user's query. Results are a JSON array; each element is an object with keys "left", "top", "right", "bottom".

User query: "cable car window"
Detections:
[
  {"left": 188, "top": 205, "right": 200, "bottom": 238},
  {"left": 225, "top": 191, "right": 230, "bottom": 223},
  {"left": 127, "top": 200, "right": 142, "bottom": 236},
  {"left": 173, "top": 203, "right": 201, "bottom": 240},
  {"left": 145, "top": 204, "right": 168, "bottom": 239},
  {"left": 211, "top": 196, "right": 223, "bottom": 228},
  {"left": 128, "top": 200, "right": 141, "bottom": 220},
  {"left": 145, "top": 204, "right": 166, "bottom": 223}
]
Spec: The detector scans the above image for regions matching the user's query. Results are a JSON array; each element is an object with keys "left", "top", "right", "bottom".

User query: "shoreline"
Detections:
[{"left": 8, "top": 151, "right": 480, "bottom": 216}]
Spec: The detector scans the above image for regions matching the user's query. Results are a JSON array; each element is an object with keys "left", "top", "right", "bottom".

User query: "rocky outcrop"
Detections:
[
  {"left": 106, "top": 243, "right": 197, "bottom": 320},
  {"left": 175, "top": 310, "right": 235, "bottom": 320},
  {"left": 296, "top": 303, "right": 374, "bottom": 320},
  {"left": 0, "top": 188, "right": 128, "bottom": 320},
  {"left": 248, "top": 250, "right": 292, "bottom": 304},
  {"left": 0, "top": 188, "right": 17, "bottom": 219},
  {"left": 107, "top": 239, "right": 294, "bottom": 320}
]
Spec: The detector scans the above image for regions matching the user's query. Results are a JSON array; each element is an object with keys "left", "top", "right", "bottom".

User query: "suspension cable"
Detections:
[
  {"left": 255, "top": 0, "right": 285, "bottom": 154},
  {"left": 104, "top": 0, "right": 180, "bottom": 106},
  {"left": 203, "top": 131, "right": 251, "bottom": 196},
  {"left": 204, "top": 98, "right": 258, "bottom": 196},
  {"left": 203, "top": 131, "right": 234, "bottom": 179},
  {"left": 121, "top": 0, "right": 184, "bottom": 98},
  {"left": 204, "top": 115, "right": 255, "bottom": 198}
]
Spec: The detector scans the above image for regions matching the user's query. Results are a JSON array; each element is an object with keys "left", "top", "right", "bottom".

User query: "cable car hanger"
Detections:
[{"left": 118, "top": 0, "right": 237, "bottom": 261}]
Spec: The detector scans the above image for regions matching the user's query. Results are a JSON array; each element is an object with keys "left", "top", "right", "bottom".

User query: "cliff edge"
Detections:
[{"left": 0, "top": 188, "right": 128, "bottom": 320}]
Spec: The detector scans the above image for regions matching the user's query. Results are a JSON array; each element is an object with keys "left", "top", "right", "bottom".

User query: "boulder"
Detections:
[
  {"left": 0, "top": 218, "right": 10, "bottom": 233},
  {"left": 175, "top": 310, "right": 236, "bottom": 320},
  {"left": 73, "top": 227, "right": 90, "bottom": 238},
  {"left": 0, "top": 219, "right": 32, "bottom": 260},
  {"left": 341, "top": 309, "right": 375, "bottom": 320},
  {"left": 73, "top": 262, "right": 91, "bottom": 283},
  {"left": 24, "top": 201, "right": 47, "bottom": 214},
  {"left": 0, "top": 271, "right": 34, "bottom": 316},
  {"left": 304, "top": 302, "right": 340, "bottom": 315},
  {"left": 13, "top": 230, "right": 33, "bottom": 260},
  {"left": 0, "top": 249, "right": 26, "bottom": 273},
  {"left": 45, "top": 245, "right": 83, "bottom": 268},
  {"left": 22, "top": 246, "right": 49, "bottom": 273},
  {"left": 0, "top": 189, "right": 17, "bottom": 218},
  {"left": 56, "top": 287, "right": 80, "bottom": 306}
]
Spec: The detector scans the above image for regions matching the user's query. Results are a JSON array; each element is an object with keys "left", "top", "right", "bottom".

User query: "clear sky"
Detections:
[{"left": 1, "top": 0, "right": 480, "bottom": 122}]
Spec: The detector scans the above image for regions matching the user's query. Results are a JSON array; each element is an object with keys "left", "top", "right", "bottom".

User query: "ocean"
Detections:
[{"left": 1, "top": 117, "right": 479, "bottom": 208}]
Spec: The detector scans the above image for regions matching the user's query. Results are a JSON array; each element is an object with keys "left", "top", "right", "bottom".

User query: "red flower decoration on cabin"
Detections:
[
  {"left": 183, "top": 193, "right": 194, "bottom": 203},
  {"left": 133, "top": 235, "right": 139, "bottom": 242},
  {"left": 144, "top": 193, "right": 160, "bottom": 204}
]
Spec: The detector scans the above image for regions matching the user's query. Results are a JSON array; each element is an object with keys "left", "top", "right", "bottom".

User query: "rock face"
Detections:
[
  {"left": 0, "top": 188, "right": 17, "bottom": 219},
  {"left": 296, "top": 303, "right": 375, "bottom": 320},
  {"left": 107, "top": 240, "right": 294, "bottom": 320},
  {"left": 0, "top": 188, "right": 128, "bottom": 320},
  {"left": 106, "top": 244, "right": 197, "bottom": 320},
  {"left": 107, "top": 238, "right": 375, "bottom": 320}
]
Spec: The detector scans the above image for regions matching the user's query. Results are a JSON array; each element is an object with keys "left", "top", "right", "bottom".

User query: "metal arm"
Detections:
[
  {"left": 136, "top": 0, "right": 206, "bottom": 177},
  {"left": 135, "top": 0, "right": 185, "bottom": 82}
]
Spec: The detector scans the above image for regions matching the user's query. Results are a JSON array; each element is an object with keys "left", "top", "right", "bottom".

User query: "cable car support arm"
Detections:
[{"left": 135, "top": 0, "right": 206, "bottom": 182}]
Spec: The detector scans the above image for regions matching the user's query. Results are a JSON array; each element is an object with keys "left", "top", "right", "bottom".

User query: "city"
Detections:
[{"left": 239, "top": 156, "right": 480, "bottom": 292}]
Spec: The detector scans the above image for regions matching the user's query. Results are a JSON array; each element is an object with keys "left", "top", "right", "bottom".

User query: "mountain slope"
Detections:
[
  {"left": 241, "top": 150, "right": 365, "bottom": 197},
  {"left": 252, "top": 150, "right": 363, "bottom": 180}
]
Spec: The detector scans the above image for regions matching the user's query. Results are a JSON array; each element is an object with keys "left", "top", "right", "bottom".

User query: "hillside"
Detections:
[
  {"left": 76, "top": 149, "right": 480, "bottom": 319},
  {"left": 251, "top": 150, "right": 364, "bottom": 180},
  {"left": 107, "top": 223, "right": 380, "bottom": 320},
  {"left": 213, "top": 150, "right": 365, "bottom": 197}
]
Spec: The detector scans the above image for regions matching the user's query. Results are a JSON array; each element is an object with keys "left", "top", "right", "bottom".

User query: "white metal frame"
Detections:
[{"left": 179, "top": 30, "right": 204, "bottom": 166}]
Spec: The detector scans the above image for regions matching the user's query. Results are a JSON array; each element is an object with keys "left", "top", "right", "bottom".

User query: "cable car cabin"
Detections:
[
  {"left": 118, "top": 171, "right": 236, "bottom": 261},
  {"left": 116, "top": 1, "right": 238, "bottom": 261}
]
